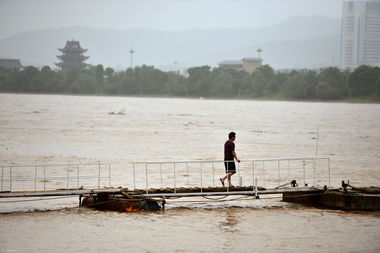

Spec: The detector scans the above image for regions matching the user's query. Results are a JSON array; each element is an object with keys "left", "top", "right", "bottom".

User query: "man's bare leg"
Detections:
[
  {"left": 221, "top": 172, "right": 234, "bottom": 187},
  {"left": 227, "top": 172, "right": 234, "bottom": 187}
]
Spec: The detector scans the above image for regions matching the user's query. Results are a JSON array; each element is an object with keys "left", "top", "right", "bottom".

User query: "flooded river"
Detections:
[{"left": 0, "top": 93, "right": 379, "bottom": 252}]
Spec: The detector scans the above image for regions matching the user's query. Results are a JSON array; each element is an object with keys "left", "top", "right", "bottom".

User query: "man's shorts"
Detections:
[{"left": 224, "top": 161, "right": 236, "bottom": 174}]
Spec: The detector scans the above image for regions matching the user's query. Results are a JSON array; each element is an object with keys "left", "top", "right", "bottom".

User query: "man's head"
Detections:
[{"left": 228, "top": 132, "right": 236, "bottom": 141}]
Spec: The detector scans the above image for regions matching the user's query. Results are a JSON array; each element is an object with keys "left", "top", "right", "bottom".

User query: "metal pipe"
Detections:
[
  {"left": 262, "top": 161, "right": 266, "bottom": 188},
  {"left": 146, "top": 163, "right": 148, "bottom": 194},
  {"left": 1, "top": 167, "right": 3, "bottom": 191},
  {"left": 132, "top": 157, "right": 325, "bottom": 164},
  {"left": 200, "top": 162, "right": 203, "bottom": 193},
  {"left": 43, "top": 166, "right": 46, "bottom": 192},
  {"left": 328, "top": 158, "right": 331, "bottom": 187},
  {"left": 313, "top": 159, "right": 316, "bottom": 186},
  {"left": 66, "top": 164, "right": 69, "bottom": 189},
  {"left": 77, "top": 166, "right": 79, "bottom": 189},
  {"left": 35, "top": 166, "right": 38, "bottom": 191},
  {"left": 98, "top": 163, "right": 101, "bottom": 189},
  {"left": 277, "top": 160, "right": 280, "bottom": 187},
  {"left": 252, "top": 161, "right": 255, "bottom": 194},
  {"left": 212, "top": 162, "right": 215, "bottom": 187},
  {"left": 173, "top": 163, "right": 176, "bottom": 194},
  {"left": 238, "top": 162, "right": 242, "bottom": 187},
  {"left": 314, "top": 125, "right": 319, "bottom": 186},
  {"left": 303, "top": 159, "right": 306, "bottom": 186},
  {"left": 226, "top": 161, "right": 229, "bottom": 192},
  {"left": 133, "top": 163, "right": 136, "bottom": 190},
  {"left": 255, "top": 178, "right": 258, "bottom": 199},
  {"left": 160, "top": 163, "right": 163, "bottom": 188},
  {"left": 287, "top": 159, "right": 290, "bottom": 178},
  {"left": 9, "top": 167, "right": 12, "bottom": 192},
  {"left": 186, "top": 162, "right": 189, "bottom": 187},
  {"left": 108, "top": 164, "right": 111, "bottom": 187}
]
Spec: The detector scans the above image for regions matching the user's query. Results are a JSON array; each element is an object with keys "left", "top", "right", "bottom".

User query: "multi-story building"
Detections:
[
  {"left": 340, "top": 0, "right": 380, "bottom": 69},
  {"left": 55, "top": 40, "right": 89, "bottom": 70},
  {"left": 219, "top": 57, "right": 262, "bottom": 73},
  {"left": 0, "top": 59, "right": 22, "bottom": 70}
]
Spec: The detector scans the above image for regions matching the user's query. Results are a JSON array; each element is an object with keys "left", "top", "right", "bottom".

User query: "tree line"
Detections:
[{"left": 0, "top": 64, "right": 379, "bottom": 101}]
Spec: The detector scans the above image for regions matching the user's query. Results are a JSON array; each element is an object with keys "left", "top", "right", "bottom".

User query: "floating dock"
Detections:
[{"left": 1, "top": 158, "right": 378, "bottom": 212}]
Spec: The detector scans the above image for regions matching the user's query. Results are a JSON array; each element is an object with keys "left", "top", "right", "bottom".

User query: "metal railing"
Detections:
[
  {"left": 0, "top": 157, "right": 331, "bottom": 194},
  {"left": 0, "top": 162, "right": 112, "bottom": 192},
  {"left": 131, "top": 157, "right": 331, "bottom": 195}
]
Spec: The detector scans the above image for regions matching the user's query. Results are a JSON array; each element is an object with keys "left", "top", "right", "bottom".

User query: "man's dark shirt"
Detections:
[{"left": 224, "top": 140, "right": 235, "bottom": 161}]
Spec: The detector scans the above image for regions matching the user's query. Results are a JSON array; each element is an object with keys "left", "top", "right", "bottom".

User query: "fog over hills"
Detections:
[{"left": 0, "top": 16, "right": 340, "bottom": 70}]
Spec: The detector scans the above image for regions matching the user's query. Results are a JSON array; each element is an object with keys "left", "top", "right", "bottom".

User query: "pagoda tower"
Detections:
[{"left": 55, "top": 40, "right": 89, "bottom": 70}]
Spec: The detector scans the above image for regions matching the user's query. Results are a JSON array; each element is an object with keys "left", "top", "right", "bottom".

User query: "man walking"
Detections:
[{"left": 220, "top": 132, "right": 240, "bottom": 187}]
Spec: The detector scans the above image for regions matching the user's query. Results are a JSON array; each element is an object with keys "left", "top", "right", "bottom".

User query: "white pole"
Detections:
[
  {"left": 255, "top": 178, "right": 258, "bottom": 199},
  {"left": 145, "top": 163, "right": 148, "bottom": 194},
  {"left": 313, "top": 125, "right": 319, "bottom": 186},
  {"left": 133, "top": 163, "right": 136, "bottom": 190}
]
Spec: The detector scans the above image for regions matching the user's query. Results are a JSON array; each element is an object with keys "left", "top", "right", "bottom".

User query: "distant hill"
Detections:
[{"left": 0, "top": 15, "right": 341, "bottom": 70}]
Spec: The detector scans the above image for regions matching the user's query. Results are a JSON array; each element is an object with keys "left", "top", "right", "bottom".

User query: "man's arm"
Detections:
[{"left": 232, "top": 151, "right": 240, "bottom": 163}]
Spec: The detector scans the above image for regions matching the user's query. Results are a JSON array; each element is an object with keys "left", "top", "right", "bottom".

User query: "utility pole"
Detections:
[{"left": 129, "top": 48, "right": 135, "bottom": 68}]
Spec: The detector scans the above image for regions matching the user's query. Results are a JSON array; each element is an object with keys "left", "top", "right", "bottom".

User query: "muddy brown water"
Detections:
[{"left": 0, "top": 93, "right": 379, "bottom": 252}]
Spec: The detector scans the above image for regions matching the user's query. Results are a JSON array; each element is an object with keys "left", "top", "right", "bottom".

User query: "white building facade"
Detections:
[{"left": 340, "top": 0, "right": 380, "bottom": 69}]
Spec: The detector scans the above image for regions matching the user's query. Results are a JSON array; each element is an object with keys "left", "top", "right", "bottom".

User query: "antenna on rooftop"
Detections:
[{"left": 129, "top": 48, "right": 135, "bottom": 68}]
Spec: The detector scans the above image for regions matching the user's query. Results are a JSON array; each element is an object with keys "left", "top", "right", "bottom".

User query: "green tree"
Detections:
[
  {"left": 187, "top": 66, "right": 212, "bottom": 96},
  {"left": 318, "top": 67, "right": 345, "bottom": 98},
  {"left": 349, "top": 65, "right": 378, "bottom": 97}
]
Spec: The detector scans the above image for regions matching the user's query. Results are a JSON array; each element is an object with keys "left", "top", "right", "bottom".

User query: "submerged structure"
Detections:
[{"left": 55, "top": 40, "right": 89, "bottom": 70}]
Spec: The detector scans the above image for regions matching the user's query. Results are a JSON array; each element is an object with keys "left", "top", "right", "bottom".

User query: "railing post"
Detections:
[
  {"left": 200, "top": 162, "right": 203, "bottom": 193},
  {"left": 212, "top": 162, "right": 215, "bottom": 187},
  {"left": 252, "top": 161, "right": 255, "bottom": 194},
  {"left": 1, "top": 167, "right": 3, "bottom": 192},
  {"left": 133, "top": 163, "right": 136, "bottom": 190},
  {"left": 66, "top": 164, "right": 70, "bottom": 189},
  {"left": 313, "top": 158, "right": 316, "bottom": 186},
  {"left": 328, "top": 158, "right": 331, "bottom": 187},
  {"left": 108, "top": 164, "right": 111, "bottom": 187},
  {"left": 226, "top": 161, "right": 229, "bottom": 192},
  {"left": 146, "top": 163, "right": 148, "bottom": 194},
  {"left": 43, "top": 166, "right": 46, "bottom": 192},
  {"left": 9, "top": 167, "right": 12, "bottom": 192},
  {"left": 277, "top": 160, "right": 280, "bottom": 187},
  {"left": 262, "top": 161, "right": 266, "bottom": 188},
  {"left": 255, "top": 178, "right": 258, "bottom": 199},
  {"left": 186, "top": 162, "right": 189, "bottom": 187},
  {"left": 173, "top": 163, "right": 176, "bottom": 194},
  {"left": 35, "top": 166, "right": 38, "bottom": 191},
  {"left": 98, "top": 162, "right": 101, "bottom": 189},
  {"left": 77, "top": 165, "right": 80, "bottom": 189},
  {"left": 303, "top": 159, "right": 306, "bottom": 186},
  {"left": 160, "top": 163, "right": 163, "bottom": 188}
]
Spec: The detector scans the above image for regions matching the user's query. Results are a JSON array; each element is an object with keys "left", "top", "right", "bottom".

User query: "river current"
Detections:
[{"left": 0, "top": 93, "right": 379, "bottom": 252}]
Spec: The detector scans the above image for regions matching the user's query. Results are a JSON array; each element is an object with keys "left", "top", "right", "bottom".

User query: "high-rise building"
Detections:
[{"left": 340, "top": 0, "right": 380, "bottom": 69}]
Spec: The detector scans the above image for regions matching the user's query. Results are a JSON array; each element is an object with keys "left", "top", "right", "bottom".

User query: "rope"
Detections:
[{"left": 167, "top": 195, "right": 254, "bottom": 203}]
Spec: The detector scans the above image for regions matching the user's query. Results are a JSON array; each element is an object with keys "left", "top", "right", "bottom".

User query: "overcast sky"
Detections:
[{"left": 0, "top": 0, "right": 344, "bottom": 39}]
